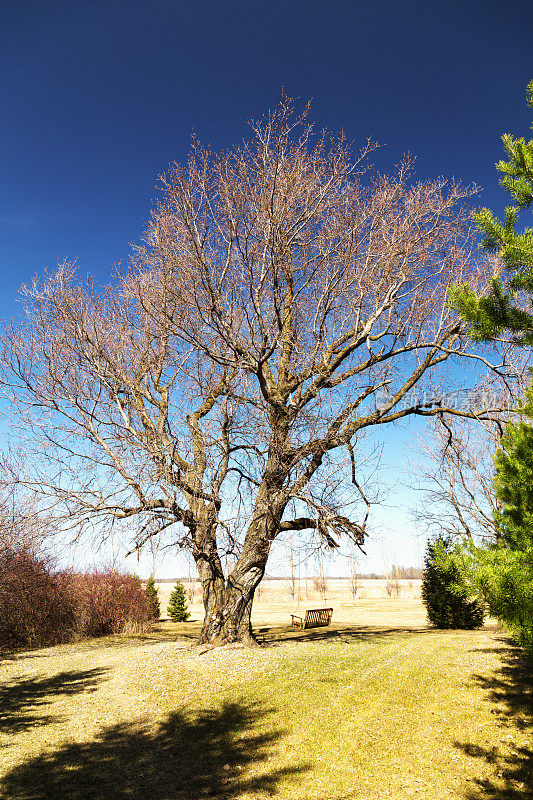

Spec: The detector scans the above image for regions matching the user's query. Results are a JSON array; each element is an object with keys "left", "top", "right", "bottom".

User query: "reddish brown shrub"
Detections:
[
  {"left": 0, "top": 546, "right": 151, "bottom": 651},
  {"left": 0, "top": 545, "right": 74, "bottom": 648},
  {"left": 66, "top": 568, "right": 151, "bottom": 637}
]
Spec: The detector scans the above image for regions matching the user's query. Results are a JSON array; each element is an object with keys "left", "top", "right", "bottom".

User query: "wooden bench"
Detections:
[{"left": 290, "top": 608, "right": 333, "bottom": 630}]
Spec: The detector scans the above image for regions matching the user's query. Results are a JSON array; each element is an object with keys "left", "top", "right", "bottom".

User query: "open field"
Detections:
[
  {"left": 154, "top": 578, "right": 423, "bottom": 620},
  {"left": 1, "top": 600, "right": 531, "bottom": 799}
]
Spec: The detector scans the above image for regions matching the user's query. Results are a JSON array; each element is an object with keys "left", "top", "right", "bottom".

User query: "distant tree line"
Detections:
[{"left": 387, "top": 565, "right": 423, "bottom": 580}]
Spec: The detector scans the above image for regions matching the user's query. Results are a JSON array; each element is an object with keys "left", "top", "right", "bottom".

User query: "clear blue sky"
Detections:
[{"left": 1, "top": 0, "right": 532, "bottom": 575}]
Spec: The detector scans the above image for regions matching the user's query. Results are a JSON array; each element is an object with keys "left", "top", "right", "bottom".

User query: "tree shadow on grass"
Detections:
[
  {"left": 0, "top": 669, "right": 109, "bottom": 735},
  {"left": 257, "top": 624, "right": 446, "bottom": 645},
  {"left": 455, "top": 641, "right": 533, "bottom": 799},
  {"left": 0, "top": 700, "right": 307, "bottom": 800}
]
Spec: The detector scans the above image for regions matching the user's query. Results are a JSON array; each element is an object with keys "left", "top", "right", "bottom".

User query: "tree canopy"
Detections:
[{"left": 0, "top": 99, "right": 511, "bottom": 645}]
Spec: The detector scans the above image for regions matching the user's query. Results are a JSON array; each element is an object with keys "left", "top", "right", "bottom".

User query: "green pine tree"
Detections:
[
  {"left": 480, "top": 388, "right": 533, "bottom": 647},
  {"left": 422, "top": 535, "right": 485, "bottom": 629},
  {"left": 167, "top": 580, "right": 190, "bottom": 622},
  {"left": 443, "top": 79, "right": 533, "bottom": 651},
  {"left": 144, "top": 575, "right": 160, "bottom": 621},
  {"left": 494, "top": 384, "right": 533, "bottom": 549},
  {"left": 443, "top": 389, "right": 533, "bottom": 650},
  {"left": 449, "top": 80, "right": 533, "bottom": 344},
  {"left": 450, "top": 537, "right": 533, "bottom": 650}
]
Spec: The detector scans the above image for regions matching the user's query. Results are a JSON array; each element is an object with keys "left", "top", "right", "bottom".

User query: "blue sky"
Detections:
[{"left": 1, "top": 0, "right": 532, "bottom": 576}]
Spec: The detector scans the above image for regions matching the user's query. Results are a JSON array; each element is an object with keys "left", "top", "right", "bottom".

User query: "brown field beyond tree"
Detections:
[{"left": 155, "top": 577, "right": 423, "bottom": 620}]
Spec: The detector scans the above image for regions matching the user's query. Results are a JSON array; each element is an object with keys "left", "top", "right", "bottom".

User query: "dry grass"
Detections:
[
  {"left": 0, "top": 601, "right": 531, "bottom": 799},
  {"left": 154, "top": 579, "right": 423, "bottom": 616}
]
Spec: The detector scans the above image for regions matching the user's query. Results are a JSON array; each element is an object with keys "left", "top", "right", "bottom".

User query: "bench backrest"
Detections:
[{"left": 304, "top": 608, "right": 333, "bottom": 627}]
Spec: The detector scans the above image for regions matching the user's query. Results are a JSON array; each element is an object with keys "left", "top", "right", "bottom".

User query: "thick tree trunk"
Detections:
[
  {"left": 189, "top": 509, "right": 259, "bottom": 646},
  {"left": 199, "top": 582, "right": 257, "bottom": 646},
  {"left": 195, "top": 505, "right": 282, "bottom": 646},
  {"left": 196, "top": 554, "right": 266, "bottom": 646},
  {"left": 193, "top": 468, "right": 287, "bottom": 647},
  {"left": 192, "top": 520, "right": 227, "bottom": 644}
]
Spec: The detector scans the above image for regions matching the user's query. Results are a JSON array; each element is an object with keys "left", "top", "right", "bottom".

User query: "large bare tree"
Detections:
[
  {"left": 1, "top": 100, "right": 515, "bottom": 645},
  {"left": 413, "top": 414, "right": 503, "bottom": 544},
  {"left": 1, "top": 266, "right": 246, "bottom": 642}
]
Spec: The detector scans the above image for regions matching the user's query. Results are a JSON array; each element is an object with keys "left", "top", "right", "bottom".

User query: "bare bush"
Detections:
[
  {"left": 385, "top": 580, "right": 400, "bottom": 598},
  {"left": 66, "top": 569, "right": 151, "bottom": 638},
  {"left": 0, "top": 544, "right": 151, "bottom": 651},
  {"left": 312, "top": 576, "right": 328, "bottom": 599},
  {"left": 0, "top": 544, "right": 74, "bottom": 649}
]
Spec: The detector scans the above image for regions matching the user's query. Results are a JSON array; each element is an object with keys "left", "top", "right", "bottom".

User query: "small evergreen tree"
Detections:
[
  {"left": 167, "top": 580, "right": 190, "bottom": 622},
  {"left": 144, "top": 575, "right": 160, "bottom": 620},
  {"left": 422, "top": 535, "right": 485, "bottom": 629},
  {"left": 438, "top": 389, "right": 533, "bottom": 650}
]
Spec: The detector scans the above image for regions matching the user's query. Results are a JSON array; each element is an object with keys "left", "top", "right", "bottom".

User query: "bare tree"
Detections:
[
  {"left": 386, "top": 565, "right": 401, "bottom": 598},
  {"left": 412, "top": 413, "right": 505, "bottom": 544},
  {"left": 1, "top": 99, "right": 517, "bottom": 645},
  {"left": 0, "top": 266, "right": 245, "bottom": 642},
  {"left": 348, "top": 546, "right": 359, "bottom": 600},
  {"left": 410, "top": 356, "right": 530, "bottom": 546},
  {"left": 187, "top": 551, "right": 198, "bottom": 603},
  {"left": 0, "top": 494, "right": 47, "bottom": 554},
  {"left": 137, "top": 100, "right": 514, "bottom": 642},
  {"left": 288, "top": 533, "right": 296, "bottom": 601},
  {"left": 0, "top": 457, "right": 51, "bottom": 553}
]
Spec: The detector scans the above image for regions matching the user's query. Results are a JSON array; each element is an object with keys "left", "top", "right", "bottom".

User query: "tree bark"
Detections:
[
  {"left": 193, "top": 512, "right": 278, "bottom": 645},
  {"left": 195, "top": 545, "right": 267, "bottom": 646},
  {"left": 193, "top": 454, "right": 288, "bottom": 646},
  {"left": 198, "top": 581, "right": 257, "bottom": 646},
  {"left": 192, "top": 518, "right": 227, "bottom": 644},
  {"left": 196, "top": 486, "right": 285, "bottom": 645}
]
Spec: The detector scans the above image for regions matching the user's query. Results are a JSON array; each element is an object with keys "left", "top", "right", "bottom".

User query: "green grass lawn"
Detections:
[{"left": 0, "top": 621, "right": 531, "bottom": 799}]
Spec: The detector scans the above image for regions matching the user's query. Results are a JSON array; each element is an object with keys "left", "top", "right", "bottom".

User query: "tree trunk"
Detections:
[
  {"left": 196, "top": 554, "right": 266, "bottom": 646},
  {"left": 191, "top": 516, "right": 258, "bottom": 646},
  {"left": 194, "top": 473, "right": 286, "bottom": 647},
  {"left": 192, "top": 521, "right": 227, "bottom": 644},
  {"left": 195, "top": 517, "right": 275, "bottom": 646},
  {"left": 198, "top": 582, "right": 256, "bottom": 646}
]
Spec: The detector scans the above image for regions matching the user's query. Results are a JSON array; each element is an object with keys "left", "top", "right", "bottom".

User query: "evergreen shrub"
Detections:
[
  {"left": 422, "top": 535, "right": 485, "bottom": 629},
  {"left": 167, "top": 580, "right": 190, "bottom": 622}
]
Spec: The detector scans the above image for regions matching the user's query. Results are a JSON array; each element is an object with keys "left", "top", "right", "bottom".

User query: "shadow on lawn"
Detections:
[
  {"left": 0, "top": 700, "right": 305, "bottom": 800},
  {"left": 0, "top": 628, "right": 196, "bottom": 662},
  {"left": 0, "top": 669, "right": 109, "bottom": 735},
  {"left": 257, "top": 624, "right": 442, "bottom": 645},
  {"left": 455, "top": 641, "right": 533, "bottom": 799}
]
